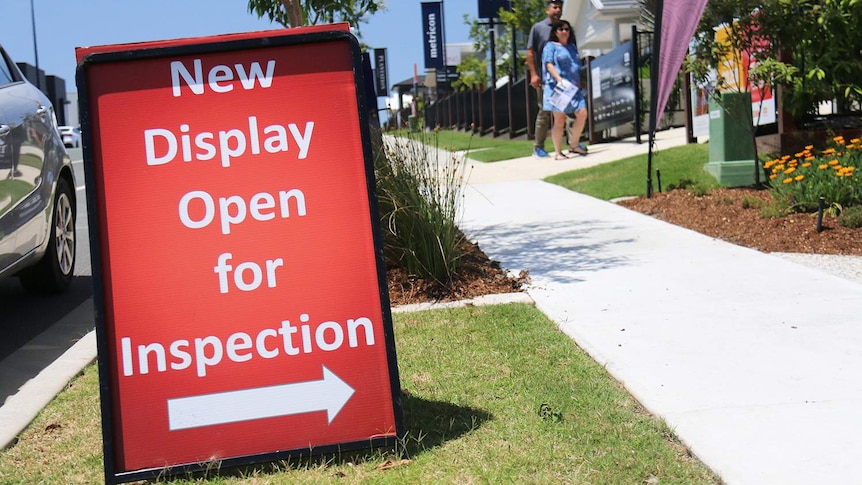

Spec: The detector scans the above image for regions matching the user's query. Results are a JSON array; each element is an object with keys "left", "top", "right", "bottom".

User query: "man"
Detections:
[{"left": 526, "top": 0, "right": 563, "bottom": 158}]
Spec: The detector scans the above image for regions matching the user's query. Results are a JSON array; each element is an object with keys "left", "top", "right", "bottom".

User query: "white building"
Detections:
[{"left": 564, "top": 0, "right": 643, "bottom": 55}]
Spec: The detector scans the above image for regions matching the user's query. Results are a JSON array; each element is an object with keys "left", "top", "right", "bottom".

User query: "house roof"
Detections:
[{"left": 392, "top": 75, "right": 426, "bottom": 92}]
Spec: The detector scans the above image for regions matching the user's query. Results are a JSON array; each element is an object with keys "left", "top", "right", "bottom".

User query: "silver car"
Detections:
[{"left": 0, "top": 45, "right": 76, "bottom": 293}]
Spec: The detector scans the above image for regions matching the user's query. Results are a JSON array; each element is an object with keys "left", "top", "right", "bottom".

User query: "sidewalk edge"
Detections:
[{"left": 0, "top": 330, "right": 97, "bottom": 450}]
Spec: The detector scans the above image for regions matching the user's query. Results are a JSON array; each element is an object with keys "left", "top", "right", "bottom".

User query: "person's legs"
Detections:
[
  {"left": 552, "top": 111, "right": 567, "bottom": 159},
  {"left": 568, "top": 107, "right": 588, "bottom": 155},
  {"left": 535, "top": 110, "right": 550, "bottom": 148},
  {"left": 563, "top": 115, "right": 574, "bottom": 149},
  {"left": 569, "top": 95, "right": 587, "bottom": 155},
  {"left": 533, "top": 85, "right": 550, "bottom": 157}
]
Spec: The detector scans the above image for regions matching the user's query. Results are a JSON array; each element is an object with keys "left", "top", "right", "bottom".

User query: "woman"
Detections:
[{"left": 542, "top": 19, "right": 588, "bottom": 160}]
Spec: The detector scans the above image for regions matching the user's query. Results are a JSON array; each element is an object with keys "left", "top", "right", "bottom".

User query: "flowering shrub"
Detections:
[{"left": 764, "top": 136, "right": 862, "bottom": 213}]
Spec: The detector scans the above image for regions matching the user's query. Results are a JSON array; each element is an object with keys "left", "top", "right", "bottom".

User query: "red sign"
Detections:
[{"left": 77, "top": 25, "right": 402, "bottom": 483}]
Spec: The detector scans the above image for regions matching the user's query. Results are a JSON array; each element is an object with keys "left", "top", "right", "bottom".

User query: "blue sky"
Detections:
[{"left": 2, "top": 0, "right": 475, "bottom": 111}]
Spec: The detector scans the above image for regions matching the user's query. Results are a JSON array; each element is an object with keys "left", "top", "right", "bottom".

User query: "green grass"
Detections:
[
  {"left": 392, "top": 129, "right": 538, "bottom": 163},
  {"left": 0, "top": 304, "right": 720, "bottom": 484},
  {"left": 19, "top": 153, "right": 43, "bottom": 169},
  {"left": 545, "top": 143, "right": 718, "bottom": 201}
]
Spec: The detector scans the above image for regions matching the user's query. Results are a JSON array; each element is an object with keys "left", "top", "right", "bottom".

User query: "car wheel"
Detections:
[{"left": 20, "top": 178, "right": 76, "bottom": 293}]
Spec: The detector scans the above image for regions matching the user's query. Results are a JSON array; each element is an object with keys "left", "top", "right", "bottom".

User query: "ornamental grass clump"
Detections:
[
  {"left": 375, "top": 130, "right": 470, "bottom": 285},
  {"left": 838, "top": 205, "right": 862, "bottom": 229},
  {"left": 764, "top": 136, "right": 862, "bottom": 213}
]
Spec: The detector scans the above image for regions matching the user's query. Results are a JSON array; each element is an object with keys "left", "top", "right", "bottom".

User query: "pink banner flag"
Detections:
[{"left": 654, "top": 0, "right": 709, "bottom": 123}]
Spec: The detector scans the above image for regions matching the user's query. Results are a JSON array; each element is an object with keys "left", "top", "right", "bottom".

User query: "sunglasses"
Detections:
[{"left": 557, "top": 27, "right": 570, "bottom": 31}]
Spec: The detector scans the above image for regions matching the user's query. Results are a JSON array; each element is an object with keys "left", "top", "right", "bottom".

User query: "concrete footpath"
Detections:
[
  {"left": 4, "top": 128, "right": 862, "bottom": 485},
  {"left": 461, "top": 130, "right": 862, "bottom": 485}
]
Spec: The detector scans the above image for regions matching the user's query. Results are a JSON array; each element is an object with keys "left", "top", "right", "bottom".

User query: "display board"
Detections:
[{"left": 76, "top": 25, "right": 403, "bottom": 484}]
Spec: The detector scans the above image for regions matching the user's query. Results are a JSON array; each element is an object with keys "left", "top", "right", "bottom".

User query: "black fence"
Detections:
[{"left": 424, "top": 71, "right": 534, "bottom": 139}]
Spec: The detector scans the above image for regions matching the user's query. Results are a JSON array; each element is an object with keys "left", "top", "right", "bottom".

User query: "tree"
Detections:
[
  {"left": 685, "top": 0, "right": 862, "bottom": 183},
  {"left": 685, "top": 0, "right": 801, "bottom": 184},
  {"left": 452, "top": 55, "right": 488, "bottom": 91},
  {"left": 247, "top": 0, "right": 385, "bottom": 37},
  {"left": 777, "top": 0, "right": 862, "bottom": 117},
  {"left": 458, "top": 0, "right": 546, "bottom": 86},
  {"left": 497, "top": 0, "right": 546, "bottom": 37},
  {"left": 455, "top": 13, "right": 505, "bottom": 91},
  {"left": 686, "top": 0, "right": 862, "bottom": 121},
  {"left": 686, "top": 1, "right": 790, "bottom": 103}
]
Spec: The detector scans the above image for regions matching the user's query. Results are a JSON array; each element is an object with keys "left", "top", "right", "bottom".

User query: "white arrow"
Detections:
[{"left": 167, "top": 366, "right": 355, "bottom": 431}]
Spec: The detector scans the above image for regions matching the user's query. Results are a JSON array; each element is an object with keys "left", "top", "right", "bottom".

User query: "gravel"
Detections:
[{"left": 771, "top": 253, "right": 862, "bottom": 285}]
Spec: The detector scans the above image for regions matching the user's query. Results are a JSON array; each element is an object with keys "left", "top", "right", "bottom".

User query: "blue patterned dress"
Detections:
[{"left": 542, "top": 41, "right": 586, "bottom": 114}]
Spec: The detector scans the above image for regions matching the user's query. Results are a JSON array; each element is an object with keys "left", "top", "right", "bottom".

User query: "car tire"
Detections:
[{"left": 20, "top": 178, "right": 76, "bottom": 293}]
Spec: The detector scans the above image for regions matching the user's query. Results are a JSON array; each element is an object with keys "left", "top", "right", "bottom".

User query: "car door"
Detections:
[
  {"left": 0, "top": 51, "right": 19, "bottom": 269},
  {"left": 0, "top": 47, "right": 49, "bottom": 269}
]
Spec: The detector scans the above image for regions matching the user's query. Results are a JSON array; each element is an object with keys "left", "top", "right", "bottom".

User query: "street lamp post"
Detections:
[{"left": 30, "top": 0, "right": 40, "bottom": 88}]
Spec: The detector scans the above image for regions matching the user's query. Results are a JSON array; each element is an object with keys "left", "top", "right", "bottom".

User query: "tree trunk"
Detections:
[{"left": 280, "top": 0, "right": 304, "bottom": 27}]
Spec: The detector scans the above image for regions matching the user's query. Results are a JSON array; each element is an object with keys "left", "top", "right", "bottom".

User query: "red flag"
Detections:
[{"left": 654, "top": 0, "right": 709, "bottom": 121}]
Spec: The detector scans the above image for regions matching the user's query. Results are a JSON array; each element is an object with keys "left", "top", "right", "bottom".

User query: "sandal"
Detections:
[
  {"left": 554, "top": 153, "right": 569, "bottom": 160},
  {"left": 568, "top": 145, "right": 588, "bottom": 156}
]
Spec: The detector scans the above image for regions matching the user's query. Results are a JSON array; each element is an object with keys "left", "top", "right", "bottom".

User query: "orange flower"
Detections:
[
  {"left": 782, "top": 178, "right": 793, "bottom": 184},
  {"left": 794, "top": 175, "right": 805, "bottom": 182}
]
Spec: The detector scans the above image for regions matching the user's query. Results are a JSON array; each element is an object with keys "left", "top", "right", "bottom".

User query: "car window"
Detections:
[{"left": 0, "top": 50, "right": 16, "bottom": 86}]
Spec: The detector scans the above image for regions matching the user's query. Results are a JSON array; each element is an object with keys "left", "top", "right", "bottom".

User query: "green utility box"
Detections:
[{"left": 704, "top": 92, "right": 757, "bottom": 187}]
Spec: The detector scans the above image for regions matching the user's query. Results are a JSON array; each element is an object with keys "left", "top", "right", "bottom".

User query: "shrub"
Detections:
[
  {"left": 741, "top": 196, "right": 764, "bottom": 209},
  {"left": 666, "top": 178, "right": 696, "bottom": 191},
  {"left": 689, "top": 183, "right": 711, "bottom": 197},
  {"left": 760, "top": 204, "right": 789, "bottom": 219},
  {"left": 764, "top": 136, "right": 862, "bottom": 212},
  {"left": 375, "top": 130, "right": 469, "bottom": 284},
  {"left": 838, "top": 205, "right": 862, "bottom": 229}
]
